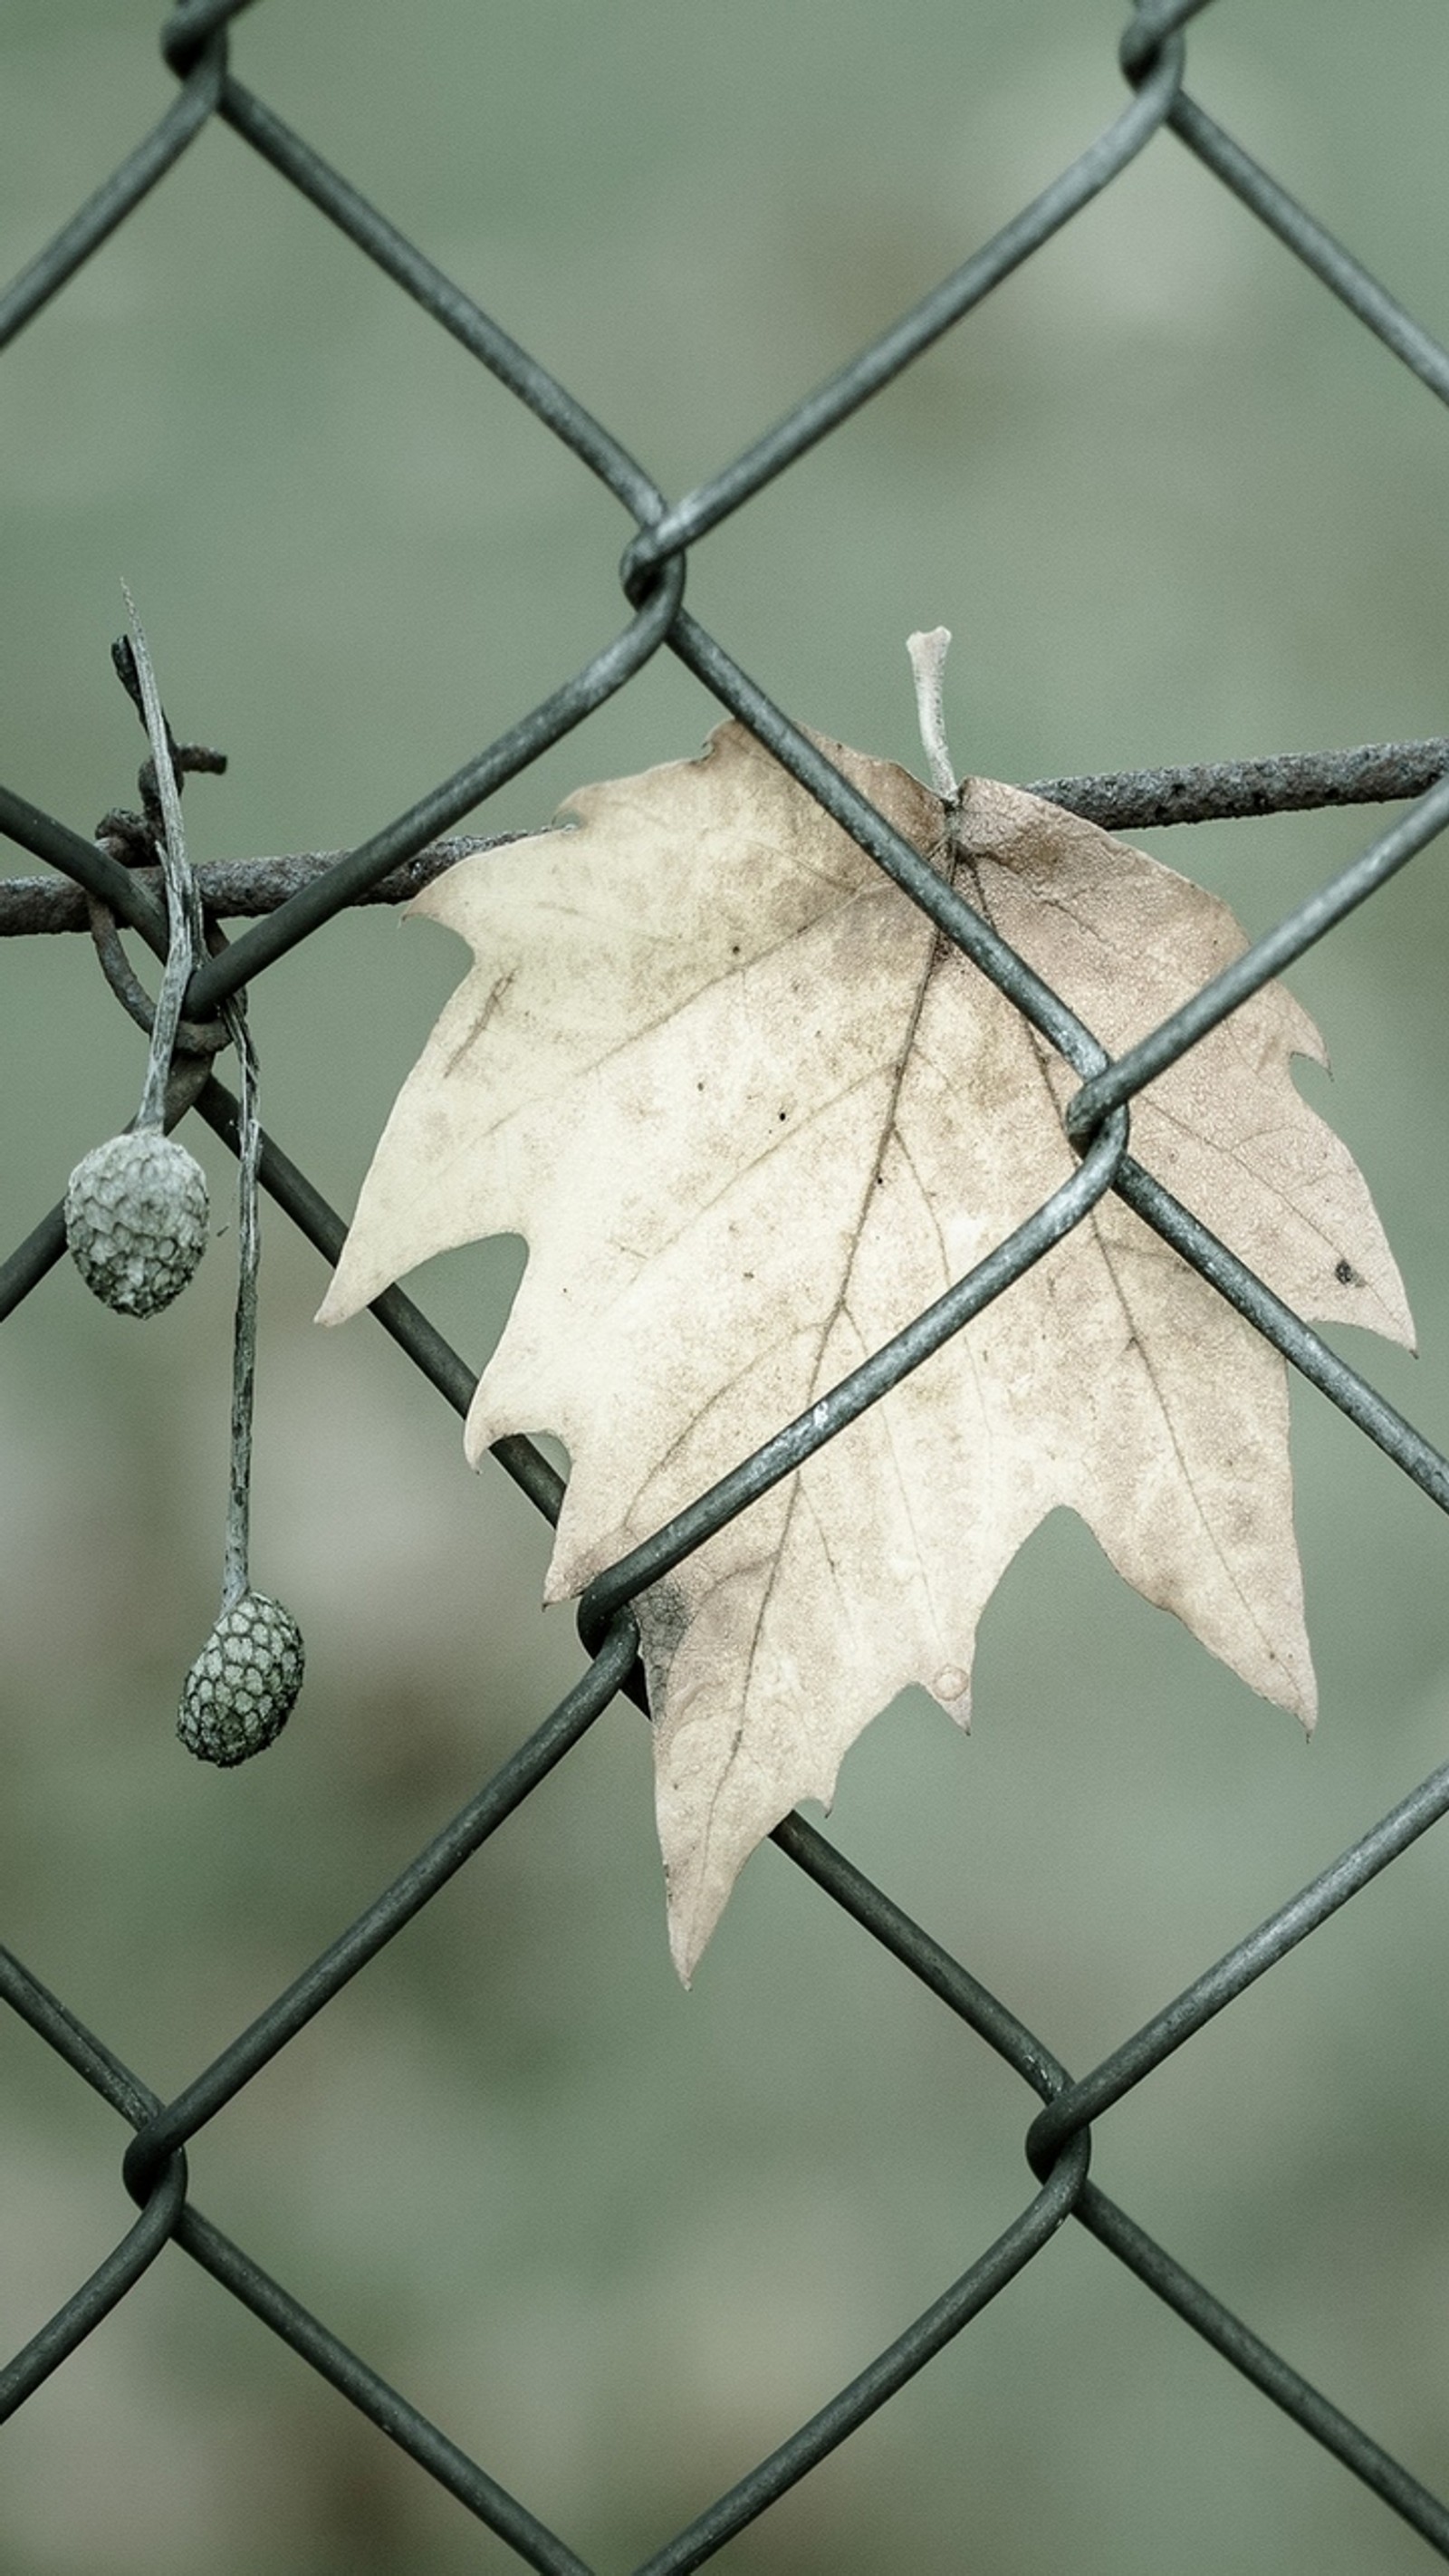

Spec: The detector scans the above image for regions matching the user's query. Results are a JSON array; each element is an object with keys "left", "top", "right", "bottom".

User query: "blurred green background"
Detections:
[{"left": 3, "top": 3, "right": 1449, "bottom": 2570}]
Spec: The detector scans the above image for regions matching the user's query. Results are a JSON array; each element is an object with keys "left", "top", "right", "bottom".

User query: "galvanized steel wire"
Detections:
[{"left": 5, "top": 2, "right": 1449, "bottom": 2565}]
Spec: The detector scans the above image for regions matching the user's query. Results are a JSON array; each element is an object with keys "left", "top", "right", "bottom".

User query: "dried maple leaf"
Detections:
[{"left": 320, "top": 693, "right": 1413, "bottom": 1979}]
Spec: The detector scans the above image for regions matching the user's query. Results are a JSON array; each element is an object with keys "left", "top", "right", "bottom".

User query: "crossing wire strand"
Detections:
[{"left": 3, "top": 0, "right": 1449, "bottom": 2567}]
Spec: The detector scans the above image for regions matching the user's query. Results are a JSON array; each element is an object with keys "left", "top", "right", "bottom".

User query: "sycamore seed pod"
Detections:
[
  {"left": 65, "top": 1129, "right": 208, "bottom": 1319},
  {"left": 177, "top": 1590, "right": 305, "bottom": 1766}
]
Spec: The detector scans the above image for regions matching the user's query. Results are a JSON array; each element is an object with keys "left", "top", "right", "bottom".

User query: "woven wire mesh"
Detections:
[{"left": 3, "top": 1, "right": 1449, "bottom": 2564}]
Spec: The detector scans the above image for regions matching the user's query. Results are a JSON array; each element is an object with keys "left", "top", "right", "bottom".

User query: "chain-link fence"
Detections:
[{"left": 4, "top": 1, "right": 1449, "bottom": 2566}]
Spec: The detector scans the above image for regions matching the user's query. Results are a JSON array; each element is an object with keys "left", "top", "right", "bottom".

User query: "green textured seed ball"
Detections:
[
  {"left": 178, "top": 1591, "right": 305, "bottom": 1766},
  {"left": 65, "top": 1130, "right": 208, "bottom": 1318}
]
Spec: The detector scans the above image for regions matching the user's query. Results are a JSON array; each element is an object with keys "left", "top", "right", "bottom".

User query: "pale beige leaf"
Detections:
[{"left": 320, "top": 722, "right": 1413, "bottom": 1980}]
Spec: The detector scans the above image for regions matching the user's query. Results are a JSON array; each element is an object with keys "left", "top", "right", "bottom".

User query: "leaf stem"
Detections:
[{"left": 907, "top": 626, "right": 960, "bottom": 806}]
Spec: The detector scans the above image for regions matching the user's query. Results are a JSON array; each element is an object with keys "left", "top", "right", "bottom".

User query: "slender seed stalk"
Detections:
[
  {"left": 120, "top": 588, "right": 206, "bottom": 1133},
  {"left": 221, "top": 999, "right": 260, "bottom": 1610}
]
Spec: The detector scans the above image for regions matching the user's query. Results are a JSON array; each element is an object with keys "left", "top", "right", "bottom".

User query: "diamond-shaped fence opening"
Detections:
[{"left": 3, "top": 3, "right": 1449, "bottom": 2568}]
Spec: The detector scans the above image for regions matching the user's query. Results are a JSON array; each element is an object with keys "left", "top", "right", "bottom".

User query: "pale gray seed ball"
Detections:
[
  {"left": 178, "top": 1591, "right": 305, "bottom": 1766},
  {"left": 65, "top": 1131, "right": 208, "bottom": 1318}
]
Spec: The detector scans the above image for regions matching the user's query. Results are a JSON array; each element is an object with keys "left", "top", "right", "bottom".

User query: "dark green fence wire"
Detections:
[{"left": 5, "top": 2, "right": 1449, "bottom": 2565}]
